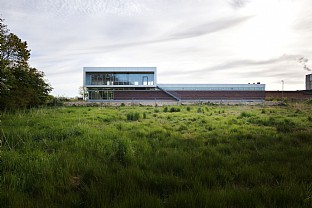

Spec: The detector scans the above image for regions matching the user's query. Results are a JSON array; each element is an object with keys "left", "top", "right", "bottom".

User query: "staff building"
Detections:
[{"left": 83, "top": 67, "right": 266, "bottom": 102}]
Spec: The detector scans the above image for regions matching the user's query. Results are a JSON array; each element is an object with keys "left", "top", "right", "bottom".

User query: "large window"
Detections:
[
  {"left": 86, "top": 72, "right": 154, "bottom": 86},
  {"left": 88, "top": 90, "right": 114, "bottom": 100}
]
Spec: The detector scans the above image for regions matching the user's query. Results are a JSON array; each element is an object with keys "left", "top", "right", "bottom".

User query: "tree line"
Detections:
[{"left": 0, "top": 18, "right": 52, "bottom": 110}]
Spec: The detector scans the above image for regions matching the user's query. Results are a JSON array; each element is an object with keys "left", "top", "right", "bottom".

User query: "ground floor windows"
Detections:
[
  {"left": 87, "top": 87, "right": 157, "bottom": 100},
  {"left": 88, "top": 90, "right": 114, "bottom": 100}
]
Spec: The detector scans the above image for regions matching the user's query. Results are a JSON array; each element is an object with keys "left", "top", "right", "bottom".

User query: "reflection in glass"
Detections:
[{"left": 86, "top": 72, "right": 154, "bottom": 86}]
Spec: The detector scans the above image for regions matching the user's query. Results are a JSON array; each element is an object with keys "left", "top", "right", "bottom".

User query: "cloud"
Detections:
[
  {"left": 293, "top": 11, "right": 312, "bottom": 32},
  {"left": 157, "top": 54, "right": 304, "bottom": 88},
  {"left": 61, "top": 15, "right": 253, "bottom": 56},
  {"left": 1, "top": 0, "right": 215, "bottom": 17},
  {"left": 227, "top": 0, "right": 250, "bottom": 9},
  {"left": 2, "top": 0, "right": 147, "bottom": 16},
  {"left": 183, "top": 55, "right": 301, "bottom": 75},
  {"left": 168, "top": 16, "right": 252, "bottom": 40}
]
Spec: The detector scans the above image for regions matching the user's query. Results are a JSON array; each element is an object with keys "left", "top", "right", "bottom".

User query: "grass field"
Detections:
[{"left": 1, "top": 103, "right": 312, "bottom": 207}]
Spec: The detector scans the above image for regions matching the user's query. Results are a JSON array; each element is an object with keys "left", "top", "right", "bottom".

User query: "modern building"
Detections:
[
  {"left": 306, "top": 74, "right": 312, "bottom": 90},
  {"left": 83, "top": 67, "right": 266, "bottom": 102},
  {"left": 83, "top": 67, "right": 157, "bottom": 100}
]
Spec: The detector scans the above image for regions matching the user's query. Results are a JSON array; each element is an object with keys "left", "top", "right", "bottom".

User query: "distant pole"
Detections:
[{"left": 281, "top": 80, "right": 284, "bottom": 102}]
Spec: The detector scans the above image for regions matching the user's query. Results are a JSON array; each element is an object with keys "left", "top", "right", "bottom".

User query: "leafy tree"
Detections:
[
  {"left": 0, "top": 18, "right": 52, "bottom": 110},
  {"left": 79, "top": 86, "right": 88, "bottom": 100}
]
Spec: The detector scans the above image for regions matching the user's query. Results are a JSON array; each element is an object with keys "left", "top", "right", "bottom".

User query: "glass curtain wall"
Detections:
[
  {"left": 88, "top": 90, "right": 114, "bottom": 100},
  {"left": 86, "top": 72, "right": 154, "bottom": 86}
]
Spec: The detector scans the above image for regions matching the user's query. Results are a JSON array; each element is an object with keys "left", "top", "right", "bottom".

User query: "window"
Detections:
[
  {"left": 86, "top": 72, "right": 154, "bottom": 86},
  {"left": 88, "top": 90, "right": 114, "bottom": 100}
]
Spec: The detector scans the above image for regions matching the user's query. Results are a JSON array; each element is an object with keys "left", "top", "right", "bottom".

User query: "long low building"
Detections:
[
  {"left": 83, "top": 67, "right": 266, "bottom": 102},
  {"left": 266, "top": 91, "right": 312, "bottom": 101}
]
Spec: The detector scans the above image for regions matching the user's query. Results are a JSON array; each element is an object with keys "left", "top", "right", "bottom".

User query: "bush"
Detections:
[
  {"left": 163, "top": 106, "right": 180, "bottom": 113},
  {"left": 169, "top": 107, "right": 180, "bottom": 112},
  {"left": 305, "top": 99, "right": 312, "bottom": 105},
  {"left": 239, "top": 111, "right": 253, "bottom": 118},
  {"left": 186, "top": 106, "right": 191, "bottom": 111},
  {"left": 275, "top": 119, "right": 295, "bottom": 133},
  {"left": 126, "top": 112, "right": 140, "bottom": 121}
]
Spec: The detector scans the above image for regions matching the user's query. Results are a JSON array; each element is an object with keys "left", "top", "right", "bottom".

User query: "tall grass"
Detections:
[{"left": 0, "top": 104, "right": 312, "bottom": 207}]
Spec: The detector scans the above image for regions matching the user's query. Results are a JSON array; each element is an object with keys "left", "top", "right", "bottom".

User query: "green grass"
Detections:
[{"left": 1, "top": 104, "right": 312, "bottom": 207}]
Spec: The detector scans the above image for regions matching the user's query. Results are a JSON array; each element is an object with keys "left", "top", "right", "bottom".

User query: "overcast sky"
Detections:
[{"left": 1, "top": 0, "right": 312, "bottom": 96}]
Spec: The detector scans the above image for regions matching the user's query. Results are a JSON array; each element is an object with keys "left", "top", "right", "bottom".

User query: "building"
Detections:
[
  {"left": 306, "top": 74, "right": 312, "bottom": 90},
  {"left": 83, "top": 67, "right": 157, "bottom": 100},
  {"left": 83, "top": 67, "right": 266, "bottom": 102},
  {"left": 265, "top": 90, "right": 312, "bottom": 101}
]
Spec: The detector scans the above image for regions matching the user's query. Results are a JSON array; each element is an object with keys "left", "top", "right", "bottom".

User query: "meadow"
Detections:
[{"left": 1, "top": 102, "right": 312, "bottom": 207}]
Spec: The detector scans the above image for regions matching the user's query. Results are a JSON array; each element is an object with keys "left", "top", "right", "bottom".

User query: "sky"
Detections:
[{"left": 1, "top": 0, "right": 312, "bottom": 97}]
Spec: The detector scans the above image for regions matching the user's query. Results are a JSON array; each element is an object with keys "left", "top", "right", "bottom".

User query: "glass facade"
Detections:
[
  {"left": 88, "top": 90, "right": 114, "bottom": 100},
  {"left": 86, "top": 72, "right": 155, "bottom": 86},
  {"left": 87, "top": 88, "right": 156, "bottom": 100}
]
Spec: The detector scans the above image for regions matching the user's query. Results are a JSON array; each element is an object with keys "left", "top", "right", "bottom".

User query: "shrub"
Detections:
[
  {"left": 207, "top": 126, "right": 213, "bottom": 131},
  {"left": 113, "top": 138, "right": 134, "bottom": 166},
  {"left": 186, "top": 106, "right": 191, "bottom": 111},
  {"left": 305, "top": 99, "right": 312, "bottom": 105},
  {"left": 276, "top": 119, "right": 295, "bottom": 133},
  {"left": 163, "top": 107, "right": 168, "bottom": 112},
  {"left": 178, "top": 124, "right": 187, "bottom": 131},
  {"left": 126, "top": 112, "right": 140, "bottom": 121},
  {"left": 169, "top": 107, "right": 180, "bottom": 112},
  {"left": 239, "top": 111, "right": 253, "bottom": 118},
  {"left": 143, "top": 112, "right": 147, "bottom": 119},
  {"left": 295, "top": 109, "right": 301, "bottom": 114}
]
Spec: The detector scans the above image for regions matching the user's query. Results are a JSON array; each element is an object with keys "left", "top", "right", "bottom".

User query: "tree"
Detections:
[
  {"left": 0, "top": 18, "right": 52, "bottom": 110},
  {"left": 79, "top": 86, "right": 88, "bottom": 100}
]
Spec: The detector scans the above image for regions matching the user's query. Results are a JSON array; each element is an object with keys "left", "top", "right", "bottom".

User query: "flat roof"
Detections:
[
  {"left": 157, "top": 84, "right": 265, "bottom": 91},
  {"left": 158, "top": 84, "right": 265, "bottom": 87},
  {"left": 83, "top": 67, "right": 156, "bottom": 73}
]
